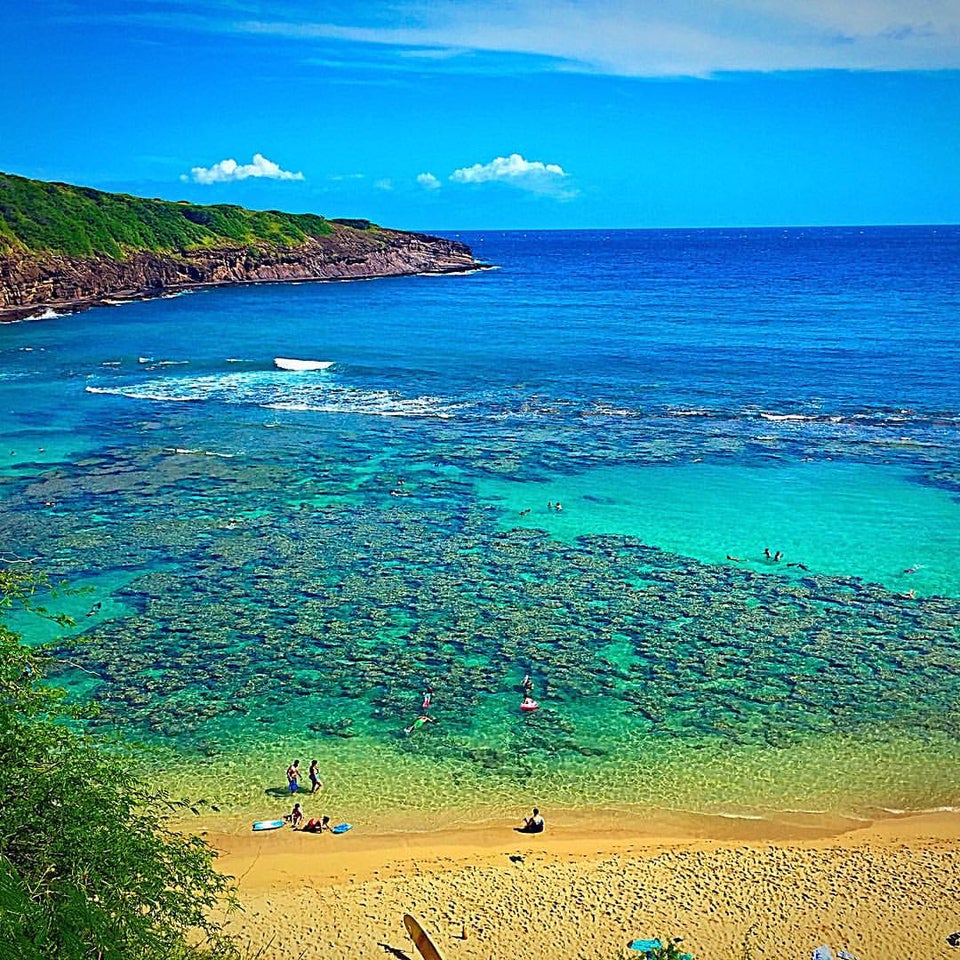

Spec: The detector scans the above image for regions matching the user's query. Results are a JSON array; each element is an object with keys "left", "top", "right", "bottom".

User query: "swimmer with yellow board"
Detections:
[{"left": 403, "top": 913, "right": 444, "bottom": 960}]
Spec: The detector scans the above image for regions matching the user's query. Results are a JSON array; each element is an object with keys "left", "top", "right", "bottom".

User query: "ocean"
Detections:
[{"left": 3, "top": 226, "right": 960, "bottom": 826}]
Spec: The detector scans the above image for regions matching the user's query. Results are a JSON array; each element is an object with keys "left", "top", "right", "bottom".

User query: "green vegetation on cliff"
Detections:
[
  {"left": 0, "top": 171, "right": 334, "bottom": 259},
  {"left": 0, "top": 567, "right": 238, "bottom": 960}
]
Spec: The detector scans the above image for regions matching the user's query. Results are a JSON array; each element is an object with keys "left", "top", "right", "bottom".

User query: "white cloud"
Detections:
[
  {"left": 374, "top": 178, "right": 394, "bottom": 190},
  {"left": 184, "top": 153, "right": 304, "bottom": 185},
  {"left": 417, "top": 172, "right": 441, "bottom": 190},
  {"left": 230, "top": 0, "right": 960, "bottom": 76},
  {"left": 450, "top": 153, "right": 573, "bottom": 196}
]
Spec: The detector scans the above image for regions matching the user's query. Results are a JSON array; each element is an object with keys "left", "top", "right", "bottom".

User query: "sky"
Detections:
[{"left": 1, "top": 1, "right": 959, "bottom": 230}]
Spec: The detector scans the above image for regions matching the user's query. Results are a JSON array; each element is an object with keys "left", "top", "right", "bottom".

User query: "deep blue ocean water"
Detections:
[{"left": 3, "top": 226, "right": 960, "bottom": 821}]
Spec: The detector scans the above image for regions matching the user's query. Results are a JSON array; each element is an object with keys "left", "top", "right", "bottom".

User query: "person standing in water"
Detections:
[
  {"left": 286, "top": 759, "right": 300, "bottom": 793},
  {"left": 308, "top": 759, "right": 323, "bottom": 793},
  {"left": 421, "top": 685, "right": 433, "bottom": 710}
]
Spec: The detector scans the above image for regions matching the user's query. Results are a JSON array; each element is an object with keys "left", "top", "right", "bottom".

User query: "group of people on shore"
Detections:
[
  {"left": 285, "top": 802, "right": 331, "bottom": 833},
  {"left": 284, "top": 760, "right": 330, "bottom": 832},
  {"left": 286, "top": 758, "right": 323, "bottom": 794}
]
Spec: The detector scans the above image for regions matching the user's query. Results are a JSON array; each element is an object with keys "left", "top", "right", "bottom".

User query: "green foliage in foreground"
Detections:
[
  {"left": 0, "top": 567, "right": 239, "bottom": 960},
  {"left": 0, "top": 170, "right": 335, "bottom": 259}
]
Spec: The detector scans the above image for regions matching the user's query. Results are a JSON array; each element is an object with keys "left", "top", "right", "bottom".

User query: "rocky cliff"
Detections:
[
  {"left": 0, "top": 172, "right": 488, "bottom": 320},
  {"left": 0, "top": 221, "right": 484, "bottom": 321}
]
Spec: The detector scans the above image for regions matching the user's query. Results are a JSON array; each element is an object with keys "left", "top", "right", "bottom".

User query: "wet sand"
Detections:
[{"left": 200, "top": 808, "right": 960, "bottom": 959}]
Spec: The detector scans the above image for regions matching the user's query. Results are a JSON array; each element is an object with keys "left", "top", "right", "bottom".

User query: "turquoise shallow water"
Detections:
[
  {"left": 3, "top": 227, "right": 960, "bottom": 820},
  {"left": 480, "top": 461, "right": 960, "bottom": 598}
]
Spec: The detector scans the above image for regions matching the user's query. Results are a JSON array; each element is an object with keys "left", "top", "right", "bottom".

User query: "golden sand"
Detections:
[{"left": 196, "top": 808, "right": 960, "bottom": 959}]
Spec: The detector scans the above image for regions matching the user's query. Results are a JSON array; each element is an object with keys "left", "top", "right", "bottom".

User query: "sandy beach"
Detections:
[{"left": 199, "top": 809, "right": 960, "bottom": 960}]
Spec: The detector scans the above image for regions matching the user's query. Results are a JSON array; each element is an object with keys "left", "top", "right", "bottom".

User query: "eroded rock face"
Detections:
[{"left": 0, "top": 226, "right": 485, "bottom": 321}]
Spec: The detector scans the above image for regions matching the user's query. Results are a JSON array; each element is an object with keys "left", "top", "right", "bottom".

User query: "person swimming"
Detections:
[{"left": 404, "top": 715, "right": 436, "bottom": 735}]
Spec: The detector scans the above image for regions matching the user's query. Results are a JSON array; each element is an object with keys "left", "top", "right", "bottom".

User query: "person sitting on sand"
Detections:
[
  {"left": 300, "top": 815, "right": 330, "bottom": 833},
  {"left": 404, "top": 714, "right": 436, "bottom": 735},
  {"left": 286, "top": 802, "right": 304, "bottom": 828},
  {"left": 518, "top": 807, "right": 544, "bottom": 833}
]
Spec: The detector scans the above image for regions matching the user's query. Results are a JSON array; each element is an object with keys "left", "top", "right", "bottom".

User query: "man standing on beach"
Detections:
[{"left": 286, "top": 759, "right": 300, "bottom": 793}]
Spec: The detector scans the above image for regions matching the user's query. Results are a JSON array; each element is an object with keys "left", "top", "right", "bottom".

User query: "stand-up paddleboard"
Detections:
[
  {"left": 274, "top": 357, "right": 334, "bottom": 371},
  {"left": 403, "top": 914, "right": 444, "bottom": 960},
  {"left": 252, "top": 819, "right": 285, "bottom": 831}
]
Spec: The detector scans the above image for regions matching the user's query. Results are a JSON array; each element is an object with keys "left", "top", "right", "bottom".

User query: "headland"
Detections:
[{"left": 0, "top": 172, "right": 486, "bottom": 321}]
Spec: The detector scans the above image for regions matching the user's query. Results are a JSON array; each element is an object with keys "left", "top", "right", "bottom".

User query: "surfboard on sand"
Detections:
[{"left": 403, "top": 913, "right": 444, "bottom": 960}]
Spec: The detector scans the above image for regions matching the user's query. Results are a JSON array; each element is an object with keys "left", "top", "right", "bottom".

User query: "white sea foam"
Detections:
[
  {"left": 85, "top": 370, "right": 464, "bottom": 420},
  {"left": 24, "top": 307, "right": 69, "bottom": 321},
  {"left": 86, "top": 385, "right": 202, "bottom": 402},
  {"left": 167, "top": 447, "right": 235, "bottom": 459},
  {"left": 711, "top": 812, "right": 766, "bottom": 821},
  {"left": 274, "top": 357, "right": 334, "bottom": 371}
]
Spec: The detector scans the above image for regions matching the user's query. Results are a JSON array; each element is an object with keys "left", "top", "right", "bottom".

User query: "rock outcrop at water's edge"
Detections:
[{"left": 0, "top": 222, "right": 486, "bottom": 322}]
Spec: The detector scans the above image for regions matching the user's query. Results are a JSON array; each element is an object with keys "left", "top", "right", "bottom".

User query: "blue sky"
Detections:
[{"left": 2, "top": 1, "right": 958, "bottom": 229}]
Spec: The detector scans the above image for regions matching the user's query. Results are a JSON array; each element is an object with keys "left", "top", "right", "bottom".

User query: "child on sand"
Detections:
[{"left": 286, "top": 802, "right": 303, "bottom": 828}]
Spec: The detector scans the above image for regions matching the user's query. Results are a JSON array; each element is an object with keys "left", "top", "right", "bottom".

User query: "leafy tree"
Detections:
[{"left": 0, "top": 566, "right": 239, "bottom": 960}]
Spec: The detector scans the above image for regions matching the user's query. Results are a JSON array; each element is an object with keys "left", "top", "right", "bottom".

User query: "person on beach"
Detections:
[
  {"left": 405, "top": 715, "right": 436, "bottom": 735},
  {"left": 286, "top": 759, "right": 301, "bottom": 793},
  {"left": 518, "top": 807, "right": 544, "bottom": 833},
  {"left": 286, "top": 802, "right": 303, "bottom": 828},
  {"left": 308, "top": 759, "right": 323, "bottom": 793},
  {"left": 300, "top": 815, "right": 330, "bottom": 833}
]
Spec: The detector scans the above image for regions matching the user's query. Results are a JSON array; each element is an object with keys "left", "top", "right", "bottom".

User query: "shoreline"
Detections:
[
  {"left": 0, "top": 264, "right": 492, "bottom": 324},
  {"left": 198, "top": 808, "right": 960, "bottom": 958}
]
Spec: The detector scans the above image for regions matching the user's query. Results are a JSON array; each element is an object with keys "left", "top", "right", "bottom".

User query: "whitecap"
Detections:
[{"left": 24, "top": 307, "right": 69, "bottom": 321}]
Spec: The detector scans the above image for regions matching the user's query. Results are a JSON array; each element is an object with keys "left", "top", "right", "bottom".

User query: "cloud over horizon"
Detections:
[
  {"left": 417, "top": 172, "right": 442, "bottom": 190},
  {"left": 450, "top": 153, "right": 573, "bottom": 197},
  {"left": 184, "top": 153, "right": 304, "bottom": 185},
  {"left": 227, "top": 0, "right": 960, "bottom": 77}
]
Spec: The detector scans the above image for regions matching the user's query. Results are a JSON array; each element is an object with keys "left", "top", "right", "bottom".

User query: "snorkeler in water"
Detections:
[{"left": 404, "top": 715, "right": 436, "bottom": 735}]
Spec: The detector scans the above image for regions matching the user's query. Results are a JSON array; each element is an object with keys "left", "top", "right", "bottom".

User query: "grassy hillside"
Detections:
[{"left": 0, "top": 171, "right": 335, "bottom": 259}]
